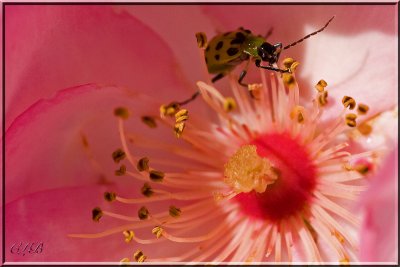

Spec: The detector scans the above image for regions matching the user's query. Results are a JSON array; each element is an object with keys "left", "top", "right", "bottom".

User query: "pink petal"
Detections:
[
  {"left": 6, "top": 83, "right": 190, "bottom": 203},
  {"left": 359, "top": 147, "right": 398, "bottom": 262},
  {"left": 5, "top": 5, "right": 195, "bottom": 129},
  {"left": 6, "top": 185, "right": 135, "bottom": 262},
  {"left": 114, "top": 5, "right": 216, "bottom": 85},
  {"left": 202, "top": 5, "right": 397, "bottom": 119}
]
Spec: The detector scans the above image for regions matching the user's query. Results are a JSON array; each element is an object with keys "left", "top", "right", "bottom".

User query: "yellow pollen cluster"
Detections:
[
  {"left": 224, "top": 145, "right": 278, "bottom": 193},
  {"left": 282, "top": 58, "right": 300, "bottom": 89}
]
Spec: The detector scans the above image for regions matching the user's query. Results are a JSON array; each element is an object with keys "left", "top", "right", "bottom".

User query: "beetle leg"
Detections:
[
  {"left": 255, "top": 60, "right": 291, "bottom": 73},
  {"left": 212, "top": 73, "right": 226, "bottom": 83},
  {"left": 238, "top": 59, "right": 252, "bottom": 87}
]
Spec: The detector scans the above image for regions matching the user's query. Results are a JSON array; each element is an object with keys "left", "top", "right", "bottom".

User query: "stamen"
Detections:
[
  {"left": 133, "top": 250, "right": 147, "bottom": 263},
  {"left": 92, "top": 207, "right": 103, "bottom": 222},
  {"left": 115, "top": 164, "right": 127, "bottom": 176},
  {"left": 169, "top": 205, "right": 182, "bottom": 218},
  {"left": 123, "top": 230, "right": 135, "bottom": 243},
  {"left": 174, "top": 122, "right": 186, "bottom": 138},
  {"left": 224, "top": 145, "right": 278, "bottom": 193},
  {"left": 160, "top": 103, "right": 180, "bottom": 118},
  {"left": 357, "top": 122, "right": 372, "bottom": 135},
  {"left": 141, "top": 183, "right": 154, "bottom": 197},
  {"left": 149, "top": 170, "right": 165, "bottom": 182},
  {"left": 342, "top": 96, "right": 356, "bottom": 110},
  {"left": 112, "top": 149, "right": 126, "bottom": 163},
  {"left": 318, "top": 91, "right": 328, "bottom": 106},
  {"left": 175, "top": 109, "right": 189, "bottom": 122},
  {"left": 357, "top": 103, "right": 369, "bottom": 115},
  {"left": 345, "top": 113, "right": 357, "bottom": 127},
  {"left": 137, "top": 157, "right": 150, "bottom": 172},
  {"left": 282, "top": 73, "right": 296, "bottom": 89},
  {"left": 141, "top": 116, "right": 157, "bottom": 128},
  {"left": 120, "top": 258, "right": 130, "bottom": 264},
  {"left": 290, "top": 105, "right": 305, "bottom": 123},
  {"left": 195, "top": 32, "right": 207, "bottom": 49},
  {"left": 114, "top": 107, "right": 130, "bottom": 120},
  {"left": 138, "top": 206, "right": 150, "bottom": 220},
  {"left": 104, "top": 192, "right": 116, "bottom": 202},
  {"left": 152, "top": 226, "right": 164, "bottom": 238},
  {"left": 315, "top": 79, "right": 328, "bottom": 92},
  {"left": 248, "top": 83, "right": 262, "bottom": 100},
  {"left": 223, "top": 97, "right": 237, "bottom": 112},
  {"left": 340, "top": 257, "right": 350, "bottom": 265}
]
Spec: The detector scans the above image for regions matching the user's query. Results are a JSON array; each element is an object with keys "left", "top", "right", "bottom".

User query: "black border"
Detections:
[{"left": 1, "top": 2, "right": 399, "bottom": 266}]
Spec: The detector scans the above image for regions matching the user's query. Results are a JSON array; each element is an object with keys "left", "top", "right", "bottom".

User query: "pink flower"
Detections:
[{"left": 5, "top": 5, "right": 397, "bottom": 263}]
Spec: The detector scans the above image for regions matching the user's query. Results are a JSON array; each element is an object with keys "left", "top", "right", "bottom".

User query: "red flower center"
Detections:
[{"left": 235, "top": 132, "right": 317, "bottom": 222}]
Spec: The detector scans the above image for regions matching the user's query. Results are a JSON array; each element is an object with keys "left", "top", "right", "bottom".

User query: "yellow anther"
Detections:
[
  {"left": 115, "top": 164, "right": 127, "bottom": 176},
  {"left": 104, "top": 192, "right": 116, "bottom": 202},
  {"left": 149, "top": 170, "right": 165, "bottom": 182},
  {"left": 138, "top": 206, "right": 149, "bottom": 220},
  {"left": 114, "top": 107, "right": 130, "bottom": 120},
  {"left": 141, "top": 183, "right": 154, "bottom": 197},
  {"left": 175, "top": 109, "right": 189, "bottom": 119},
  {"left": 282, "top": 58, "right": 295, "bottom": 68},
  {"left": 213, "top": 192, "right": 225, "bottom": 202},
  {"left": 123, "top": 230, "right": 135, "bottom": 243},
  {"left": 152, "top": 226, "right": 164, "bottom": 238},
  {"left": 290, "top": 105, "right": 305, "bottom": 123},
  {"left": 169, "top": 205, "right": 182, "bottom": 218},
  {"left": 248, "top": 83, "right": 262, "bottom": 100},
  {"left": 160, "top": 103, "right": 180, "bottom": 117},
  {"left": 343, "top": 163, "right": 353, "bottom": 171},
  {"left": 133, "top": 250, "right": 146, "bottom": 263},
  {"left": 357, "top": 103, "right": 369, "bottom": 115},
  {"left": 224, "top": 145, "right": 278, "bottom": 193},
  {"left": 315, "top": 79, "right": 328, "bottom": 92},
  {"left": 141, "top": 116, "right": 157, "bottom": 128},
  {"left": 137, "top": 157, "right": 150, "bottom": 172},
  {"left": 354, "top": 163, "right": 371, "bottom": 175},
  {"left": 290, "top": 61, "right": 300, "bottom": 72},
  {"left": 318, "top": 91, "right": 328, "bottom": 106},
  {"left": 174, "top": 121, "right": 186, "bottom": 138},
  {"left": 339, "top": 257, "right": 350, "bottom": 265},
  {"left": 342, "top": 96, "right": 356, "bottom": 110},
  {"left": 282, "top": 73, "right": 296, "bottom": 89},
  {"left": 92, "top": 207, "right": 102, "bottom": 222},
  {"left": 223, "top": 97, "right": 237, "bottom": 112},
  {"left": 332, "top": 230, "right": 345, "bottom": 244},
  {"left": 345, "top": 113, "right": 357, "bottom": 127},
  {"left": 282, "top": 58, "right": 300, "bottom": 73},
  {"left": 120, "top": 258, "right": 130, "bottom": 264},
  {"left": 112, "top": 149, "right": 126, "bottom": 163},
  {"left": 357, "top": 122, "right": 373, "bottom": 135},
  {"left": 195, "top": 32, "right": 207, "bottom": 49}
]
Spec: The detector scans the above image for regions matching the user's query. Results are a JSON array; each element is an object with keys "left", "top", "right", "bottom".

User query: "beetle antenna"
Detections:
[{"left": 283, "top": 16, "right": 335, "bottom": 50}]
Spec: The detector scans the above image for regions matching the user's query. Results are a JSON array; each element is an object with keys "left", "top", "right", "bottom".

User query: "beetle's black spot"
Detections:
[
  {"left": 235, "top": 32, "right": 246, "bottom": 42},
  {"left": 223, "top": 31, "right": 232, "bottom": 36},
  {"left": 226, "top": 48, "right": 239, "bottom": 56},
  {"left": 205, "top": 56, "right": 208, "bottom": 64},
  {"left": 214, "top": 54, "right": 220, "bottom": 61},
  {"left": 230, "top": 38, "right": 244, "bottom": 45},
  {"left": 215, "top": 41, "right": 223, "bottom": 50}
]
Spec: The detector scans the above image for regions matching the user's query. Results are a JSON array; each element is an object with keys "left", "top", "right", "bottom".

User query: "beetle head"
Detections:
[{"left": 258, "top": 42, "right": 283, "bottom": 65}]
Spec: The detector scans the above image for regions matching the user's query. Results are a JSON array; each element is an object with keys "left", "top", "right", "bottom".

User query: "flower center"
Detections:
[{"left": 234, "top": 132, "right": 317, "bottom": 222}]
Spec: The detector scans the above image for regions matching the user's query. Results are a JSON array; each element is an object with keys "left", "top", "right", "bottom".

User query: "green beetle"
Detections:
[
  {"left": 203, "top": 16, "right": 335, "bottom": 87},
  {"left": 175, "top": 16, "right": 334, "bottom": 106}
]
